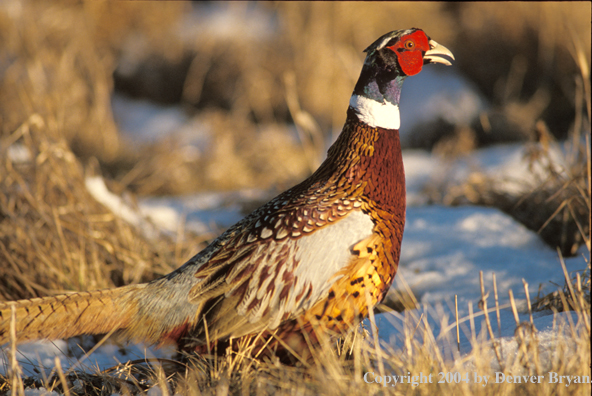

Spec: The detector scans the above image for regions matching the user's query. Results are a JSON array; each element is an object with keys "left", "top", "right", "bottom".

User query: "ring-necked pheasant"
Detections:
[{"left": 0, "top": 28, "right": 453, "bottom": 360}]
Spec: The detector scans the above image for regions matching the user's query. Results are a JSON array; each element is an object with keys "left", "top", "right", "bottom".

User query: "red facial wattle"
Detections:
[{"left": 387, "top": 30, "right": 431, "bottom": 76}]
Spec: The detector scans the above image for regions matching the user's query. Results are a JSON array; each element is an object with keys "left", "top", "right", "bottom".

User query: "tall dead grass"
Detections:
[
  {"left": 0, "top": 111, "right": 199, "bottom": 300},
  {"left": 2, "top": 1, "right": 589, "bottom": 195},
  {"left": 0, "top": 0, "right": 211, "bottom": 300},
  {"left": 1, "top": 268, "right": 589, "bottom": 395}
]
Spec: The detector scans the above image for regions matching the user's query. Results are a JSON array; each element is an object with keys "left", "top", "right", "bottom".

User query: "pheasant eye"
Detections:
[{"left": 404, "top": 41, "right": 415, "bottom": 50}]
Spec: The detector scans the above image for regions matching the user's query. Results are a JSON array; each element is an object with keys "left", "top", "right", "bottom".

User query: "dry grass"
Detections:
[
  {"left": 0, "top": 0, "right": 215, "bottom": 300},
  {"left": 0, "top": 1, "right": 201, "bottom": 299},
  {"left": 0, "top": 109, "right": 210, "bottom": 301},
  {"left": 1, "top": 268, "right": 589, "bottom": 395},
  {"left": 2, "top": 1, "right": 589, "bottom": 195}
]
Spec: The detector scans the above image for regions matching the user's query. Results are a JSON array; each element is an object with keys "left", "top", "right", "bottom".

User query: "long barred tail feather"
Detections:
[{"left": 0, "top": 285, "right": 141, "bottom": 345}]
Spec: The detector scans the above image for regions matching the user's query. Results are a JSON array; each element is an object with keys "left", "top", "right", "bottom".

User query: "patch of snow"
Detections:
[
  {"left": 395, "top": 205, "right": 585, "bottom": 309},
  {"left": 178, "top": 2, "right": 278, "bottom": 44},
  {"left": 111, "top": 94, "right": 211, "bottom": 158},
  {"left": 403, "top": 142, "right": 572, "bottom": 200},
  {"left": 86, "top": 174, "right": 268, "bottom": 238},
  {"left": 443, "top": 143, "right": 568, "bottom": 195},
  {"left": 399, "top": 66, "right": 488, "bottom": 143},
  {"left": 85, "top": 176, "right": 164, "bottom": 240},
  {"left": 1, "top": 339, "right": 175, "bottom": 378},
  {"left": 402, "top": 149, "right": 439, "bottom": 206},
  {"left": 6, "top": 144, "right": 32, "bottom": 164},
  {"left": 375, "top": 303, "right": 587, "bottom": 370},
  {"left": 140, "top": 189, "right": 269, "bottom": 235},
  {"left": 111, "top": 95, "right": 189, "bottom": 142},
  {"left": 373, "top": 204, "right": 588, "bottom": 365}
]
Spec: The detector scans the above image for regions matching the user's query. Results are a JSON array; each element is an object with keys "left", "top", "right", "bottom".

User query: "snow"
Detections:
[
  {"left": 86, "top": 176, "right": 267, "bottom": 238},
  {"left": 12, "top": 389, "right": 60, "bottom": 396},
  {"left": 6, "top": 144, "right": 32, "bottom": 164},
  {"left": 397, "top": 205, "right": 570, "bottom": 306},
  {"left": 403, "top": 139, "right": 572, "bottom": 205},
  {"left": 399, "top": 66, "right": 488, "bottom": 144},
  {"left": 1, "top": 340, "right": 176, "bottom": 388},
  {"left": 111, "top": 94, "right": 211, "bottom": 159},
  {"left": 177, "top": 2, "right": 278, "bottom": 43},
  {"left": 140, "top": 189, "right": 269, "bottom": 235}
]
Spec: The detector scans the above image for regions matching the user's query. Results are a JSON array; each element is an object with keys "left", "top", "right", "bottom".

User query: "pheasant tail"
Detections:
[{"left": 0, "top": 285, "right": 141, "bottom": 344}]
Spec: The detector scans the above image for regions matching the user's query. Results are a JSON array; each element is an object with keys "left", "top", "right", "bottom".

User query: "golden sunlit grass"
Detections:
[
  {"left": 2, "top": 1, "right": 589, "bottom": 195},
  {"left": 0, "top": 1, "right": 590, "bottom": 395},
  {"left": 1, "top": 267, "right": 589, "bottom": 395},
  {"left": 0, "top": 111, "right": 213, "bottom": 301}
]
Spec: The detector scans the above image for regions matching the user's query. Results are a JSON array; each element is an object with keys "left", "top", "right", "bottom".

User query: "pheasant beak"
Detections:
[{"left": 424, "top": 40, "right": 455, "bottom": 66}]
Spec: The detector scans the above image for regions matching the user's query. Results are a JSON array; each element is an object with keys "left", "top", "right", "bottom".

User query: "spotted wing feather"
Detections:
[{"left": 184, "top": 180, "right": 373, "bottom": 339}]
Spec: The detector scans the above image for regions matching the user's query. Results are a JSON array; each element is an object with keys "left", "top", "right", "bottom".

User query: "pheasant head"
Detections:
[{"left": 350, "top": 28, "right": 454, "bottom": 130}]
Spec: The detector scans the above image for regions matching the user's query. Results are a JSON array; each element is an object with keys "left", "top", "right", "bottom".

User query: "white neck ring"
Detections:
[{"left": 349, "top": 95, "right": 400, "bottom": 130}]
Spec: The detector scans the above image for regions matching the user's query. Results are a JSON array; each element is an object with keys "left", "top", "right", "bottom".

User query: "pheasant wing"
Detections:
[{"left": 186, "top": 189, "right": 374, "bottom": 339}]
